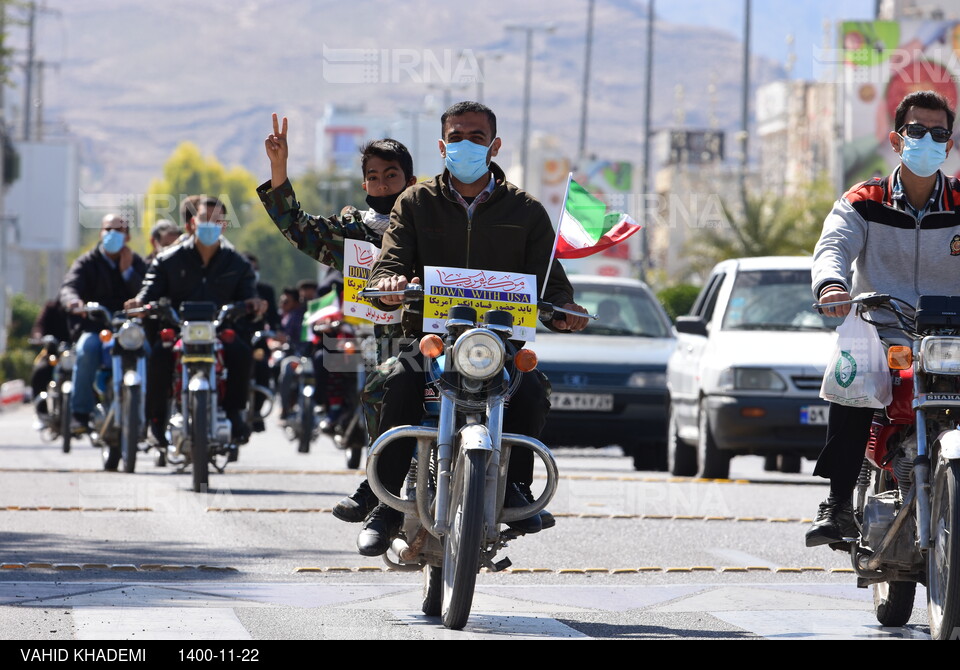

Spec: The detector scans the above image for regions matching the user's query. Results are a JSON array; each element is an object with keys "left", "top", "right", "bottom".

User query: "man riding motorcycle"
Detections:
[
  {"left": 807, "top": 90, "right": 960, "bottom": 548},
  {"left": 125, "top": 196, "right": 266, "bottom": 452},
  {"left": 59, "top": 214, "right": 147, "bottom": 432},
  {"left": 360, "top": 101, "right": 588, "bottom": 556}
]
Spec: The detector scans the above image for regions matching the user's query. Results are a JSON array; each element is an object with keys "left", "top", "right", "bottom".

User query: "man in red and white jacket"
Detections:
[{"left": 807, "top": 90, "right": 960, "bottom": 548}]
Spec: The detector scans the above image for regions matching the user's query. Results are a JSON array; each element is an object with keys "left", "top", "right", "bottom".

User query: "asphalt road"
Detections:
[{"left": 0, "top": 401, "right": 936, "bottom": 641}]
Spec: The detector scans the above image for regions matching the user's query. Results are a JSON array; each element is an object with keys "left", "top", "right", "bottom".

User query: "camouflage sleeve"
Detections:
[{"left": 257, "top": 179, "right": 366, "bottom": 273}]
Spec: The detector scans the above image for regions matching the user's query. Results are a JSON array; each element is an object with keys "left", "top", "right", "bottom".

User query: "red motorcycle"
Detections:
[{"left": 819, "top": 293, "right": 960, "bottom": 639}]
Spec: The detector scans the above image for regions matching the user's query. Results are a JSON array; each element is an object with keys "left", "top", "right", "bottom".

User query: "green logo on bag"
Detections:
[{"left": 834, "top": 351, "right": 857, "bottom": 388}]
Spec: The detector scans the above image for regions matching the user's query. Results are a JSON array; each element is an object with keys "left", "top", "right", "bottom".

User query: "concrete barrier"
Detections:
[{"left": 0, "top": 379, "right": 26, "bottom": 409}]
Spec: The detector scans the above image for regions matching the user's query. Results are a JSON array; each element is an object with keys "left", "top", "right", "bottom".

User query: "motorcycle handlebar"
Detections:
[{"left": 359, "top": 284, "right": 597, "bottom": 320}]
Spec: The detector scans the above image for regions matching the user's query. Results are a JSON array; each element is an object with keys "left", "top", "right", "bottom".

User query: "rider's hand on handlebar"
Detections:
[
  {"left": 66, "top": 298, "right": 85, "bottom": 315},
  {"left": 819, "top": 288, "right": 852, "bottom": 318},
  {"left": 554, "top": 302, "right": 589, "bottom": 332},
  {"left": 377, "top": 275, "right": 421, "bottom": 306},
  {"left": 124, "top": 298, "right": 143, "bottom": 311}
]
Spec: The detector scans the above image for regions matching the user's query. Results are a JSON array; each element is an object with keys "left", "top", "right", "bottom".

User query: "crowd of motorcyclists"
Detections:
[{"left": 24, "top": 100, "right": 590, "bottom": 563}]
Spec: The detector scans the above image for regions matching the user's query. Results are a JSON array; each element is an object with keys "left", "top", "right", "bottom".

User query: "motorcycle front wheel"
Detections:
[
  {"left": 121, "top": 385, "right": 140, "bottom": 474},
  {"left": 297, "top": 394, "right": 314, "bottom": 454},
  {"left": 190, "top": 389, "right": 210, "bottom": 493},
  {"left": 441, "top": 449, "right": 485, "bottom": 630},
  {"left": 928, "top": 459, "right": 960, "bottom": 639},
  {"left": 60, "top": 393, "right": 72, "bottom": 454}
]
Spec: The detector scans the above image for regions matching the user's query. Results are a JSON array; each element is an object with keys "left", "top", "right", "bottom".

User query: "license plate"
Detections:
[
  {"left": 551, "top": 393, "right": 614, "bottom": 412},
  {"left": 800, "top": 405, "right": 828, "bottom": 425}
]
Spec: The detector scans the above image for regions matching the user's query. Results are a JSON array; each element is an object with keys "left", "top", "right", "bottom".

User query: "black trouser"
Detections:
[
  {"left": 812, "top": 402, "right": 875, "bottom": 498},
  {"left": 374, "top": 349, "right": 550, "bottom": 496},
  {"left": 145, "top": 338, "right": 253, "bottom": 425}
]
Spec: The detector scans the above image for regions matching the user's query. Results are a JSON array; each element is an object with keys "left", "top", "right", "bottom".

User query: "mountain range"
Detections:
[{"left": 11, "top": 0, "right": 788, "bottom": 196}]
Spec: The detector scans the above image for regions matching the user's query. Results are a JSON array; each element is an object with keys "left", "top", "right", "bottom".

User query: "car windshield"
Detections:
[
  {"left": 537, "top": 283, "right": 671, "bottom": 337},
  {"left": 722, "top": 269, "right": 842, "bottom": 331}
]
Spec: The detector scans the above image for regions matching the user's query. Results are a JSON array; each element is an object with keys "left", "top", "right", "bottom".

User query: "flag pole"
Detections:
[{"left": 542, "top": 171, "right": 574, "bottom": 300}]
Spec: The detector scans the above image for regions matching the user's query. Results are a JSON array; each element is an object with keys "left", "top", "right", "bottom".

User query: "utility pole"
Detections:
[
  {"left": 576, "top": 0, "right": 595, "bottom": 168},
  {"left": 505, "top": 23, "right": 555, "bottom": 187},
  {"left": 740, "top": 0, "right": 752, "bottom": 206},
  {"left": 22, "top": 0, "right": 34, "bottom": 140}
]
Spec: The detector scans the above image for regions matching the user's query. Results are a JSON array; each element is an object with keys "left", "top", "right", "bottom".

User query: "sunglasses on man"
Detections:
[{"left": 899, "top": 123, "right": 952, "bottom": 143}]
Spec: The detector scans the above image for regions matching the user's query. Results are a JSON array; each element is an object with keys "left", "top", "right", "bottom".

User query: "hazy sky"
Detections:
[{"left": 654, "top": 0, "right": 878, "bottom": 79}]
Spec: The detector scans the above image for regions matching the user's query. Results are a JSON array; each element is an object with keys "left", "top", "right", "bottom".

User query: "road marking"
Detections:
[{"left": 74, "top": 607, "right": 250, "bottom": 640}]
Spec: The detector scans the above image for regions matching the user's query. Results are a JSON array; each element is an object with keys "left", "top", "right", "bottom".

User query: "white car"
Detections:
[
  {"left": 532, "top": 275, "right": 676, "bottom": 471},
  {"left": 666, "top": 256, "right": 841, "bottom": 479}
]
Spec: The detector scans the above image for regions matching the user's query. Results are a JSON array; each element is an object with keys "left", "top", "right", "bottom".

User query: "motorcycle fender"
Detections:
[
  {"left": 458, "top": 423, "right": 492, "bottom": 453},
  {"left": 937, "top": 429, "right": 960, "bottom": 460},
  {"left": 303, "top": 385, "right": 315, "bottom": 398},
  {"left": 187, "top": 375, "right": 210, "bottom": 392},
  {"left": 61, "top": 380, "right": 72, "bottom": 394},
  {"left": 122, "top": 370, "right": 141, "bottom": 387}
]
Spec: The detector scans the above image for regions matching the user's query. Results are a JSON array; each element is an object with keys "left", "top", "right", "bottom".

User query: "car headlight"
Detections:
[
  {"left": 717, "top": 367, "right": 787, "bottom": 392},
  {"left": 452, "top": 328, "right": 505, "bottom": 380},
  {"left": 116, "top": 321, "right": 146, "bottom": 350},
  {"left": 182, "top": 321, "right": 216, "bottom": 344},
  {"left": 627, "top": 371, "right": 666, "bottom": 388},
  {"left": 921, "top": 337, "right": 960, "bottom": 374}
]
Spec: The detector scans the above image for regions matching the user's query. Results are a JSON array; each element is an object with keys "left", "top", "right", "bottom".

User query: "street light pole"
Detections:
[
  {"left": 639, "top": 0, "right": 655, "bottom": 281},
  {"left": 505, "top": 23, "right": 554, "bottom": 187}
]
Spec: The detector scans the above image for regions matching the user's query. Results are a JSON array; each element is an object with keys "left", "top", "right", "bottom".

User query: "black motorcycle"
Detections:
[
  {"left": 32, "top": 335, "right": 75, "bottom": 454},
  {"left": 83, "top": 303, "right": 149, "bottom": 473},
  {"left": 154, "top": 300, "right": 249, "bottom": 492}
]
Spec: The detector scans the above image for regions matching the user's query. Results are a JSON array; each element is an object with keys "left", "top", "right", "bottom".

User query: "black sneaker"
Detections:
[
  {"left": 517, "top": 483, "right": 555, "bottom": 529},
  {"left": 357, "top": 503, "right": 403, "bottom": 556},
  {"left": 504, "top": 483, "right": 542, "bottom": 534},
  {"left": 333, "top": 479, "right": 379, "bottom": 523},
  {"left": 805, "top": 496, "right": 857, "bottom": 547}
]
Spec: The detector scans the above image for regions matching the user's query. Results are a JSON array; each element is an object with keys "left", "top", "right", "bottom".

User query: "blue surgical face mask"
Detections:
[
  {"left": 900, "top": 133, "right": 947, "bottom": 178},
  {"left": 443, "top": 139, "right": 493, "bottom": 185},
  {"left": 101, "top": 230, "right": 125, "bottom": 255},
  {"left": 195, "top": 221, "right": 222, "bottom": 246}
]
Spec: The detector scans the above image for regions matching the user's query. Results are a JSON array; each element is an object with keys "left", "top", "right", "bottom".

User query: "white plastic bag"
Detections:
[{"left": 820, "top": 310, "right": 892, "bottom": 408}]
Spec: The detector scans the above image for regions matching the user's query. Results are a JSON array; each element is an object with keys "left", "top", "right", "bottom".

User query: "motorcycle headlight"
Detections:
[
  {"left": 452, "top": 328, "right": 505, "bottom": 381},
  {"left": 182, "top": 321, "right": 216, "bottom": 344},
  {"left": 116, "top": 321, "right": 146, "bottom": 350},
  {"left": 717, "top": 367, "right": 787, "bottom": 392},
  {"left": 921, "top": 337, "right": 960, "bottom": 374},
  {"left": 59, "top": 349, "right": 74, "bottom": 372}
]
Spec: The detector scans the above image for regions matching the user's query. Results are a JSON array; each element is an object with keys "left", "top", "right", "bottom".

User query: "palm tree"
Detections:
[{"left": 682, "top": 179, "right": 835, "bottom": 276}]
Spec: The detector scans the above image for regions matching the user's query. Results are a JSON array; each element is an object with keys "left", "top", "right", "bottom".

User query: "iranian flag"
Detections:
[
  {"left": 303, "top": 291, "right": 342, "bottom": 338},
  {"left": 554, "top": 177, "right": 641, "bottom": 259}
]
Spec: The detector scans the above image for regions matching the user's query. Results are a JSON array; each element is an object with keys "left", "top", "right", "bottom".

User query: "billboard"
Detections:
[
  {"left": 4, "top": 142, "right": 79, "bottom": 252},
  {"left": 837, "top": 20, "right": 960, "bottom": 186}
]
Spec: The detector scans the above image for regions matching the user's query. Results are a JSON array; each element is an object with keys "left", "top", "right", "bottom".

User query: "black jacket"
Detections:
[
  {"left": 369, "top": 162, "right": 574, "bottom": 337},
  {"left": 136, "top": 236, "right": 257, "bottom": 324},
  {"left": 59, "top": 246, "right": 147, "bottom": 339}
]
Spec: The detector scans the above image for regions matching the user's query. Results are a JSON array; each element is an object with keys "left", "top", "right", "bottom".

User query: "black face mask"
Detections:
[{"left": 365, "top": 192, "right": 401, "bottom": 215}]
